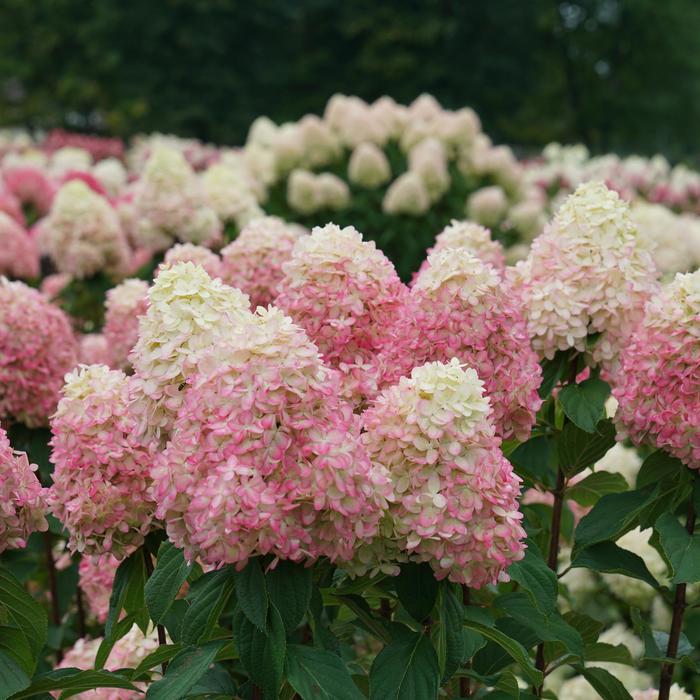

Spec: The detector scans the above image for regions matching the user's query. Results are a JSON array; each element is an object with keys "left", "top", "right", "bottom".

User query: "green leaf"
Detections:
[
  {"left": 265, "top": 559, "right": 313, "bottom": 632},
  {"left": 655, "top": 512, "right": 700, "bottom": 584},
  {"left": 584, "top": 643, "right": 634, "bottom": 665},
  {"left": 334, "top": 594, "right": 392, "bottom": 644},
  {"left": 232, "top": 558, "right": 268, "bottom": 630},
  {"left": 130, "top": 643, "right": 184, "bottom": 681},
  {"left": 636, "top": 451, "right": 686, "bottom": 489},
  {"left": 369, "top": 630, "right": 440, "bottom": 700},
  {"left": 286, "top": 645, "right": 364, "bottom": 700},
  {"left": 472, "top": 618, "right": 538, "bottom": 681},
  {"left": 104, "top": 549, "right": 146, "bottom": 638},
  {"left": 95, "top": 613, "right": 139, "bottom": 670},
  {"left": 10, "top": 670, "right": 138, "bottom": 699},
  {"left": 233, "top": 603, "right": 286, "bottom": 699},
  {"left": 0, "top": 651, "right": 29, "bottom": 700},
  {"left": 495, "top": 593, "right": 583, "bottom": 659},
  {"left": 394, "top": 562, "right": 438, "bottom": 622},
  {"left": 558, "top": 377, "right": 610, "bottom": 433},
  {"left": 571, "top": 542, "right": 659, "bottom": 588},
  {"left": 575, "top": 666, "right": 632, "bottom": 700},
  {"left": 0, "top": 626, "right": 33, "bottom": 677},
  {"left": 507, "top": 542, "right": 558, "bottom": 617},
  {"left": 539, "top": 350, "right": 574, "bottom": 398},
  {"left": 0, "top": 567, "right": 48, "bottom": 673},
  {"left": 144, "top": 542, "right": 192, "bottom": 624},
  {"left": 557, "top": 419, "right": 616, "bottom": 477},
  {"left": 509, "top": 436, "right": 557, "bottom": 488},
  {"left": 180, "top": 568, "right": 234, "bottom": 645},
  {"left": 567, "top": 471, "right": 628, "bottom": 507},
  {"left": 431, "top": 583, "right": 466, "bottom": 682},
  {"left": 573, "top": 485, "right": 658, "bottom": 556},
  {"left": 464, "top": 610, "right": 543, "bottom": 687},
  {"left": 145, "top": 640, "right": 225, "bottom": 700}
]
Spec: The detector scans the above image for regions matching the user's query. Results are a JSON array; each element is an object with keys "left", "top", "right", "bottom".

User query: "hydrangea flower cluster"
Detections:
[
  {"left": 0, "top": 211, "right": 39, "bottom": 279},
  {"left": 0, "top": 280, "right": 78, "bottom": 427},
  {"left": 355, "top": 359, "right": 525, "bottom": 586},
  {"left": 78, "top": 333, "right": 112, "bottom": 366},
  {"left": 78, "top": 553, "right": 120, "bottom": 623},
  {"left": 220, "top": 216, "right": 306, "bottom": 308},
  {"left": 160, "top": 242, "right": 223, "bottom": 279},
  {"left": 48, "top": 365, "right": 157, "bottom": 557},
  {"left": 129, "top": 262, "right": 251, "bottom": 437},
  {"left": 275, "top": 224, "right": 409, "bottom": 404},
  {"left": 2, "top": 163, "right": 55, "bottom": 216},
  {"left": 347, "top": 142, "right": 391, "bottom": 188},
  {"left": 287, "top": 169, "right": 350, "bottom": 215},
  {"left": 151, "top": 306, "right": 391, "bottom": 568},
  {"left": 466, "top": 185, "right": 509, "bottom": 227},
  {"left": 103, "top": 278, "right": 150, "bottom": 370},
  {"left": 613, "top": 270, "right": 699, "bottom": 469},
  {"left": 132, "top": 146, "right": 221, "bottom": 251},
  {"left": 0, "top": 425, "right": 47, "bottom": 553},
  {"left": 40, "top": 180, "right": 130, "bottom": 279},
  {"left": 389, "top": 248, "right": 541, "bottom": 441},
  {"left": 419, "top": 219, "right": 505, "bottom": 273},
  {"left": 201, "top": 162, "right": 264, "bottom": 229},
  {"left": 56, "top": 624, "right": 162, "bottom": 699},
  {"left": 512, "top": 181, "right": 658, "bottom": 372}
]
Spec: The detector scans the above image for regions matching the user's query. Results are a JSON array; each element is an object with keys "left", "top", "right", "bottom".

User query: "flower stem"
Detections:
[
  {"left": 658, "top": 501, "right": 696, "bottom": 700},
  {"left": 75, "top": 585, "right": 87, "bottom": 638}
]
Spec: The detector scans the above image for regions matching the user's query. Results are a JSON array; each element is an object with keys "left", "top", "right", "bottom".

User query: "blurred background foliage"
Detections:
[{"left": 1, "top": 0, "right": 700, "bottom": 159}]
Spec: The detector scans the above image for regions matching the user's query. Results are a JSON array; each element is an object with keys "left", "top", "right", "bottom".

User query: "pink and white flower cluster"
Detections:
[
  {"left": 103, "top": 278, "right": 150, "bottom": 369},
  {"left": 355, "top": 359, "right": 526, "bottom": 586},
  {"left": 0, "top": 279, "right": 78, "bottom": 427},
  {"left": 512, "top": 181, "right": 658, "bottom": 373},
  {"left": 0, "top": 211, "right": 39, "bottom": 279},
  {"left": 0, "top": 425, "right": 47, "bottom": 553},
  {"left": 613, "top": 269, "right": 700, "bottom": 469}
]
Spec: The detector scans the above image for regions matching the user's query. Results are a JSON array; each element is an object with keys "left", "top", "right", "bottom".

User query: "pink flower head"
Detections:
[
  {"left": 613, "top": 270, "right": 700, "bottom": 469},
  {"left": 220, "top": 216, "right": 306, "bottom": 308},
  {"left": 42, "top": 180, "right": 130, "bottom": 279},
  {"left": 78, "top": 553, "right": 120, "bottom": 623},
  {"left": 61, "top": 169, "right": 109, "bottom": 198},
  {"left": 103, "top": 278, "right": 149, "bottom": 370},
  {"left": 78, "top": 333, "right": 113, "bottom": 367},
  {"left": 3, "top": 164, "right": 55, "bottom": 215},
  {"left": 418, "top": 219, "right": 505, "bottom": 276},
  {"left": 151, "top": 306, "right": 390, "bottom": 568},
  {"left": 511, "top": 182, "right": 658, "bottom": 374},
  {"left": 0, "top": 424, "right": 48, "bottom": 553},
  {"left": 56, "top": 624, "right": 161, "bottom": 699},
  {"left": 160, "top": 242, "right": 222, "bottom": 279},
  {"left": 0, "top": 280, "right": 78, "bottom": 427},
  {"left": 387, "top": 248, "right": 542, "bottom": 441},
  {"left": 0, "top": 185, "right": 24, "bottom": 225},
  {"left": 357, "top": 359, "right": 526, "bottom": 586},
  {"left": 0, "top": 211, "right": 39, "bottom": 279},
  {"left": 48, "top": 365, "right": 157, "bottom": 557},
  {"left": 275, "top": 223, "right": 409, "bottom": 405}
]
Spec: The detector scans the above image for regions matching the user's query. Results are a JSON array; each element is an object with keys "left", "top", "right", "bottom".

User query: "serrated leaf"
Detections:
[
  {"left": 636, "top": 451, "right": 686, "bottom": 489},
  {"left": 104, "top": 549, "right": 146, "bottom": 638},
  {"left": 557, "top": 419, "right": 616, "bottom": 477},
  {"left": 472, "top": 618, "right": 538, "bottom": 681},
  {"left": 567, "top": 471, "right": 628, "bottom": 507},
  {"left": 584, "top": 642, "right": 634, "bottom": 665},
  {"left": 507, "top": 542, "right": 558, "bottom": 617},
  {"left": 539, "top": 350, "right": 574, "bottom": 398},
  {"left": 334, "top": 595, "right": 392, "bottom": 644},
  {"left": 0, "top": 650, "right": 29, "bottom": 700},
  {"left": 144, "top": 542, "right": 192, "bottom": 624},
  {"left": 395, "top": 562, "right": 438, "bottom": 622},
  {"left": 0, "top": 567, "right": 47, "bottom": 673},
  {"left": 509, "top": 436, "right": 557, "bottom": 488},
  {"left": 10, "top": 670, "right": 138, "bottom": 699},
  {"left": 571, "top": 541, "right": 659, "bottom": 588},
  {"left": 181, "top": 568, "right": 234, "bottom": 645},
  {"left": 265, "top": 560, "right": 312, "bottom": 632},
  {"left": 576, "top": 666, "right": 632, "bottom": 700},
  {"left": 130, "top": 643, "right": 183, "bottom": 681},
  {"left": 573, "top": 486, "right": 658, "bottom": 556},
  {"left": 559, "top": 377, "right": 610, "bottom": 433},
  {"left": 232, "top": 558, "right": 268, "bottom": 630},
  {"left": 431, "top": 583, "right": 466, "bottom": 682},
  {"left": 464, "top": 610, "right": 543, "bottom": 687},
  {"left": 95, "top": 613, "right": 138, "bottom": 670},
  {"left": 655, "top": 512, "right": 700, "bottom": 584},
  {"left": 232, "top": 603, "right": 286, "bottom": 699},
  {"left": 286, "top": 644, "right": 364, "bottom": 700},
  {"left": 369, "top": 630, "right": 440, "bottom": 700},
  {"left": 145, "top": 640, "right": 225, "bottom": 700}
]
